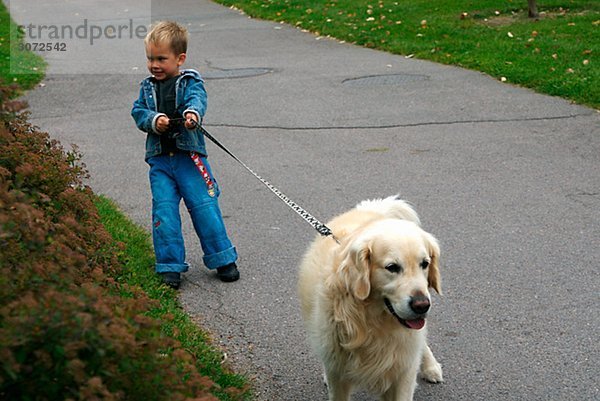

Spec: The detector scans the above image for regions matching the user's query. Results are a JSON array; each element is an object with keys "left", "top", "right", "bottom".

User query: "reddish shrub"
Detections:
[{"left": 0, "top": 83, "right": 223, "bottom": 400}]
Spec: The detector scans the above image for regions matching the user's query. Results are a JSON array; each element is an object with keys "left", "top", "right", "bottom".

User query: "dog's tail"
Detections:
[{"left": 356, "top": 195, "right": 421, "bottom": 225}]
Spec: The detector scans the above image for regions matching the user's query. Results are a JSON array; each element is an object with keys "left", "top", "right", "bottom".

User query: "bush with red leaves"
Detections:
[{"left": 0, "top": 83, "right": 222, "bottom": 401}]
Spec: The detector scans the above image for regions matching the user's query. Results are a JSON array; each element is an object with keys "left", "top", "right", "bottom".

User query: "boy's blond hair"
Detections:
[{"left": 144, "top": 21, "right": 188, "bottom": 55}]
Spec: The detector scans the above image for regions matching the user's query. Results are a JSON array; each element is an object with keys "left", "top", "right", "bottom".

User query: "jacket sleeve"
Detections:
[
  {"left": 181, "top": 78, "right": 208, "bottom": 122},
  {"left": 131, "top": 85, "right": 162, "bottom": 134}
]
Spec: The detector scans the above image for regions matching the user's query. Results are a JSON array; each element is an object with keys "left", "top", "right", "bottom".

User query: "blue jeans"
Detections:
[{"left": 147, "top": 152, "right": 237, "bottom": 273}]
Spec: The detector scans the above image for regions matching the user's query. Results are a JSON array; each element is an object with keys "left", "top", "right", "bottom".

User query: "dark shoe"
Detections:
[
  {"left": 159, "top": 272, "right": 181, "bottom": 289},
  {"left": 216, "top": 263, "right": 240, "bottom": 282}
]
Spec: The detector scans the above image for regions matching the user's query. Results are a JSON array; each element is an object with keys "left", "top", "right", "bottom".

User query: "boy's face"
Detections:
[{"left": 145, "top": 41, "right": 186, "bottom": 81}]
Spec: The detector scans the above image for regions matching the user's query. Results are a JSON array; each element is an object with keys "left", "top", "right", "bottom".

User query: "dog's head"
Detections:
[{"left": 339, "top": 218, "right": 441, "bottom": 330}]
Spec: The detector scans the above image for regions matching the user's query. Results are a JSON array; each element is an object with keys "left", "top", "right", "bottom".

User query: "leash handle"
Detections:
[
  {"left": 199, "top": 125, "right": 339, "bottom": 243},
  {"left": 169, "top": 117, "right": 198, "bottom": 128}
]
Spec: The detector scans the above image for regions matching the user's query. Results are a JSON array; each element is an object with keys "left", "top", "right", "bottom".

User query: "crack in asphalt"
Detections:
[{"left": 205, "top": 112, "right": 594, "bottom": 131}]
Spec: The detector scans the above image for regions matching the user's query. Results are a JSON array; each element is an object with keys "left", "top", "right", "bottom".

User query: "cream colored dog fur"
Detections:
[{"left": 298, "top": 196, "right": 443, "bottom": 401}]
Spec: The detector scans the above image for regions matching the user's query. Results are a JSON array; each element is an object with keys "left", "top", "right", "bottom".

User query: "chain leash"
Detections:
[{"left": 195, "top": 124, "right": 339, "bottom": 244}]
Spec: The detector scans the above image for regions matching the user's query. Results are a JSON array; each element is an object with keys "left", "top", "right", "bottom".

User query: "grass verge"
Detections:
[
  {"left": 94, "top": 196, "right": 250, "bottom": 400},
  {"left": 0, "top": 2, "right": 45, "bottom": 90},
  {"left": 215, "top": 0, "right": 599, "bottom": 109}
]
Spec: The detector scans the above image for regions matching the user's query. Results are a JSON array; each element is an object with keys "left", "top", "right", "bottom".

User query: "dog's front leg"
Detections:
[
  {"left": 381, "top": 369, "right": 417, "bottom": 401},
  {"left": 324, "top": 370, "right": 352, "bottom": 401},
  {"left": 419, "top": 344, "right": 443, "bottom": 383}
]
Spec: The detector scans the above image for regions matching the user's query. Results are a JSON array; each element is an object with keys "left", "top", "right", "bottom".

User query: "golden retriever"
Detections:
[{"left": 298, "top": 196, "right": 443, "bottom": 401}]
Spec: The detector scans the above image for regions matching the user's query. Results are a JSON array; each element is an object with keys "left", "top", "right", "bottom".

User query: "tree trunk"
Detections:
[{"left": 528, "top": 0, "right": 540, "bottom": 18}]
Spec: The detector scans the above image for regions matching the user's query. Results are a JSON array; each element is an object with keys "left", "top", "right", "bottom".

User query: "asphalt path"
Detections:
[{"left": 14, "top": 0, "right": 599, "bottom": 400}]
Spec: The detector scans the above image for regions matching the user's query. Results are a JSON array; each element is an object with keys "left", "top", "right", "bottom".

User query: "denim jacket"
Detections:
[{"left": 131, "top": 69, "right": 208, "bottom": 160}]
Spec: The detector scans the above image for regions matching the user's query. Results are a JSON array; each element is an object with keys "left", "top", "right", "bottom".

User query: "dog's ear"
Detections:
[
  {"left": 340, "top": 237, "right": 372, "bottom": 300},
  {"left": 423, "top": 231, "right": 442, "bottom": 294}
]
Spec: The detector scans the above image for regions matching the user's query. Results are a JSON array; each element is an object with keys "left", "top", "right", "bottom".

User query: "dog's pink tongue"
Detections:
[{"left": 405, "top": 318, "right": 425, "bottom": 330}]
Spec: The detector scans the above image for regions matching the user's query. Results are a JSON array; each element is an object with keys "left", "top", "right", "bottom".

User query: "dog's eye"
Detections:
[
  {"left": 420, "top": 260, "right": 430, "bottom": 269},
  {"left": 385, "top": 263, "right": 402, "bottom": 273}
]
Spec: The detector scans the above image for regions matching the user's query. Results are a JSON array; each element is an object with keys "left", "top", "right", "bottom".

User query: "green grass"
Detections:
[
  {"left": 0, "top": 2, "right": 45, "bottom": 90},
  {"left": 94, "top": 196, "right": 250, "bottom": 400},
  {"left": 216, "top": 0, "right": 599, "bottom": 109}
]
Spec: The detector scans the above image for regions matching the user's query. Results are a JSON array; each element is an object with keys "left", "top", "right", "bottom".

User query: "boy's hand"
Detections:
[
  {"left": 156, "top": 115, "right": 170, "bottom": 133},
  {"left": 184, "top": 112, "right": 198, "bottom": 129}
]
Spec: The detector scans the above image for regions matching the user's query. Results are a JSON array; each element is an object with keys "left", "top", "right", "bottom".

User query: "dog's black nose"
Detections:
[{"left": 409, "top": 295, "right": 430, "bottom": 315}]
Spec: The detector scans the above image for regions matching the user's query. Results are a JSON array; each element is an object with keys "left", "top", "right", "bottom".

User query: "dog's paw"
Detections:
[{"left": 420, "top": 362, "right": 443, "bottom": 383}]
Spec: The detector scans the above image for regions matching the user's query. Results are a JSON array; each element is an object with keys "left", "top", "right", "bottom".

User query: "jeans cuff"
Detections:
[
  {"left": 203, "top": 246, "right": 238, "bottom": 270},
  {"left": 155, "top": 262, "right": 190, "bottom": 274}
]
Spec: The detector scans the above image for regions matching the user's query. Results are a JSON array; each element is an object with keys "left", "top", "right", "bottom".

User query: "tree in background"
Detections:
[{"left": 528, "top": 0, "right": 540, "bottom": 18}]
